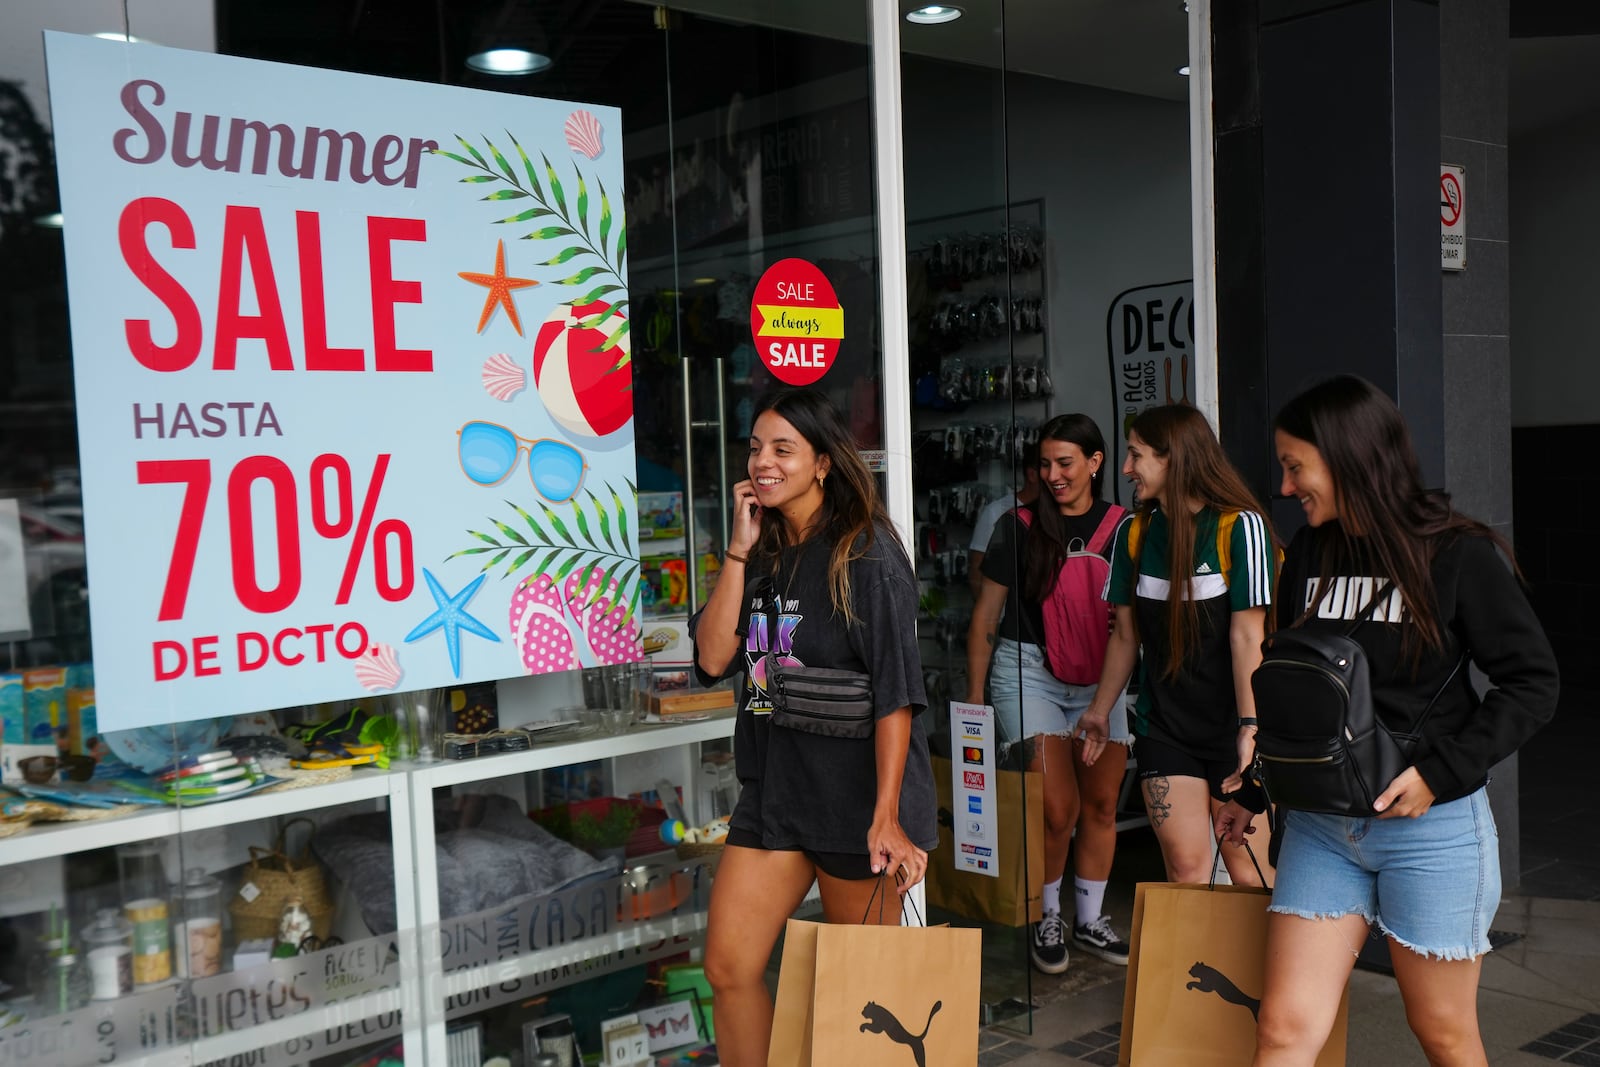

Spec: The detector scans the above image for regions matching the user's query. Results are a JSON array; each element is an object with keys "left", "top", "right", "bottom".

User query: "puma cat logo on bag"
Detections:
[
  {"left": 1186, "top": 961, "right": 1261, "bottom": 1020},
  {"left": 860, "top": 999, "right": 943, "bottom": 1067}
]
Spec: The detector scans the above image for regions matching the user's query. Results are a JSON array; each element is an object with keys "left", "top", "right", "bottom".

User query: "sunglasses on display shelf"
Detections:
[{"left": 456, "top": 421, "right": 587, "bottom": 503}]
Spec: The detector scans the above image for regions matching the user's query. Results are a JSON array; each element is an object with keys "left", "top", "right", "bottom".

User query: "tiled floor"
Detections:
[{"left": 1522, "top": 1013, "right": 1600, "bottom": 1063}]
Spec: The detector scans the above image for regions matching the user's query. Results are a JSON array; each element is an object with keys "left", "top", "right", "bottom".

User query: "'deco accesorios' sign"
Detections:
[{"left": 749, "top": 258, "right": 844, "bottom": 386}]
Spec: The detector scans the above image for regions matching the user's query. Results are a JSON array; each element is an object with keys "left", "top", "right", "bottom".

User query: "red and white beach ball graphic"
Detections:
[{"left": 532, "top": 300, "right": 632, "bottom": 441}]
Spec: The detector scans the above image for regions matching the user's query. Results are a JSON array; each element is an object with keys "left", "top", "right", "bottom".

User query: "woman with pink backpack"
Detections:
[{"left": 966, "top": 413, "right": 1131, "bottom": 975}]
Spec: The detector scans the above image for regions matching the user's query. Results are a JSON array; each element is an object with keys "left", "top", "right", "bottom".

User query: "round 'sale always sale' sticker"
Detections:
[{"left": 749, "top": 258, "right": 844, "bottom": 386}]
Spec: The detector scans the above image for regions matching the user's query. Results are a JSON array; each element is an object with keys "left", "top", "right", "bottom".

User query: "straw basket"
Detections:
[
  {"left": 675, "top": 840, "right": 726, "bottom": 862},
  {"left": 228, "top": 818, "right": 335, "bottom": 942}
]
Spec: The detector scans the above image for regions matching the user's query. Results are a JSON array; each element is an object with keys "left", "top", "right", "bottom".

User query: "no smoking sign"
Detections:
[{"left": 1441, "top": 163, "right": 1466, "bottom": 271}]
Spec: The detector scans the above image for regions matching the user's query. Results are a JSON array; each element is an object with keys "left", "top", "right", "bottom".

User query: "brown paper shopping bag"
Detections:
[
  {"left": 1119, "top": 881, "right": 1349, "bottom": 1066},
  {"left": 926, "top": 755, "right": 1043, "bottom": 926},
  {"left": 768, "top": 917, "right": 982, "bottom": 1067}
]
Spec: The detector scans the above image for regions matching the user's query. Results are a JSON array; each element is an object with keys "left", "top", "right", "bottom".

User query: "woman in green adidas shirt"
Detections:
[{"left": 1077, "top": 404, "right": 1277, "bottom": 884}]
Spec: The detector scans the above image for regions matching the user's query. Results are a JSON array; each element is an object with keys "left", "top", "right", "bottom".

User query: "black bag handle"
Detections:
[
  {"left": 1327, "top": 577, "right": 1471, "bottom": 749},
  {"left": 1341, "top": 579, "right": 1394, "bottom": 637},
  {"left": 860, "top": 868, "right": 924, "bottom": 926},
  {"left": 1209, "top": 835, "right": 1270, "bottom": 892}
]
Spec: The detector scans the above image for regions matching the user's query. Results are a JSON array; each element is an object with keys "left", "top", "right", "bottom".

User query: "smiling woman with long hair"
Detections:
[
  {"left": 966, "top": 413, "right": 1133, "bottom": 974},
  {"left": 690, "top": 387, "right": 936, "bottom": 1067},
  {"left": 1077, "top": 404, "right": 1278, "bottom": 886},
  {"left": 1217, "top": 376, "right": 1558, "bottom": 1066}
]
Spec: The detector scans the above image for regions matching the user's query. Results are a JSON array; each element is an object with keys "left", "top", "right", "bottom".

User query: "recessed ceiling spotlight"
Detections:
[
  {"left": 465, "top": 48, "right": 552, "bottom": 75},
  {"left": 906, "top": 5, "right": 964, "bottom": 25},
  {"left": 1177, "top": 65, "right": 1191, "bottom": 76}
]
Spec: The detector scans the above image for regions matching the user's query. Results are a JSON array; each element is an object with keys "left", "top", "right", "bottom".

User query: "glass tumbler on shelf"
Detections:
[
  {"left": 117, "top": 840, "right": 172, "bottom": 987},
  {"left": 581, "top": 666, "right": 610, "bottom": 709},
  {"left": 621, "top": 660, "right": 652, "bottom": 723},
  {"left": 175, "top": 868, "right": 222, "bottom": 978},
  {"left": 83, "top": 908, "right": 134, "bottom": 1000}
]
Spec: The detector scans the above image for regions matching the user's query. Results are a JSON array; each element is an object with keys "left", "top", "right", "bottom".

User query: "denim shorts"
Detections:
[
  {"left": 989, "top": 638, "right": 1130, "bottom": 755},
  {"left": 1269, "top": 788, "right": 1501, "bottom": 960}
]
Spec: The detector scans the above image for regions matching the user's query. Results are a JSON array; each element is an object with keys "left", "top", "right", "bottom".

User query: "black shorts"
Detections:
[
  {"left": 725, "top": 826, "right": 878, "bottom": 881},
  {"left": 1134, "top": 733, "right": 1237, "bottom": 803}
]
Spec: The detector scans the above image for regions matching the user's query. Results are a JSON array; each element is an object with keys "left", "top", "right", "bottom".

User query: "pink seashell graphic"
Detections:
[
  {"left": 564, "top": 110, "right": 604, "bottom": 160},
  {"left": 355, "top": 643, "right": 403, "bottom": 692},
  {"left": 510, "top": 574, "right": 577, "bottom": 674},
  {"left": 480, "top": 353, "right": 526, "bottom": 401},
  {"left": 564, "top": 567, "right": 643, "bottom": 664}
]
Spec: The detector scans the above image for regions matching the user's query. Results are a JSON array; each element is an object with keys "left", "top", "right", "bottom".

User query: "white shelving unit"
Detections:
[
  {"left": 0, "top": 714, "right": 736, "bottom": 1067},
  {"left": 405, "top": 713, "right": 735, "bottom": 1067}
]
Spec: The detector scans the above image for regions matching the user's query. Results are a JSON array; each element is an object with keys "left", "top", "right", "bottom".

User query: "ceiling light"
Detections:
[
  {"left": 465, "top": 48, "right": 551, "bottom": 75},
  {"left": 34, "top": 212, "right": 64, "bottom": 229},
  {"left": 693, "top": 277, "right": 718, "bottom": 286},
  {"left": 906, "top": 5, "right": 964, "bottom": 25},
  {"left": 1177, "top": 65, "right": 1191, "bottom": 76}
]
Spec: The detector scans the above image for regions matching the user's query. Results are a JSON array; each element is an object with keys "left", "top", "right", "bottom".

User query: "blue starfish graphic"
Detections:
[{"left": 403, "top": 569, "right": 501, "bottom": 678}]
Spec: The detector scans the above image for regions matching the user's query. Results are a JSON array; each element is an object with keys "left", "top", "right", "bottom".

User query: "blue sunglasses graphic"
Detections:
[{"left": 457, "top": 421, "right": 587, "bottom": 502}]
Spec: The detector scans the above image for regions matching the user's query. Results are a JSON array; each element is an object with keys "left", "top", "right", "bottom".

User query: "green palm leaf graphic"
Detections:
[
  {"left": 436, "top": 132, "right": 631, "bottom": 372},
  {"left": 451, "top": 482, "right": 643, "bottom": 643}
]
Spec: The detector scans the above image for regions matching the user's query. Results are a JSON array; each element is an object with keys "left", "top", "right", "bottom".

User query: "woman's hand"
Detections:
[
  {"left": 1075, "top": 707, "right": 1111, "bottom": 766},
  {"left": 868, "top": 815, "right": 928, "bottom": 895},
  {"left": 1374, "top": 766, "right": 1436, "bottom": 819},
  {"left": 729, "top": 479, "right": 763, "bottom": 555},
  {"left": 1214, "top": 798, "right": 1255, "bottom": 846}
]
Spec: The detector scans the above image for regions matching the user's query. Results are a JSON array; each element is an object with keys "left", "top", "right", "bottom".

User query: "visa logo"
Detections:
[{"left": 961, "top": 721, "right": 984, "bottom": 737}]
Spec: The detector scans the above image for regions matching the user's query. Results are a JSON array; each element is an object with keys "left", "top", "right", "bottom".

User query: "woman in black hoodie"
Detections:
[{"left": 1217, "top": 376, "right": 1558, "bottom": 1066}]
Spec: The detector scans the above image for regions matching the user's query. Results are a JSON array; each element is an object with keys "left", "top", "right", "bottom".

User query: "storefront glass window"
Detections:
[
  {"left": 903, "top": 0, "right": 1197, "bottom": 1031},
  {"left": 1, "top": 1, "right": 904, "bottom": 1063}
]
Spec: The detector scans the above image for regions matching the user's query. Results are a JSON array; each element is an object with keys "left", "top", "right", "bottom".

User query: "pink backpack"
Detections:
[{"left": 1013, "top": 505, "right": 1127, "bottom": 685}]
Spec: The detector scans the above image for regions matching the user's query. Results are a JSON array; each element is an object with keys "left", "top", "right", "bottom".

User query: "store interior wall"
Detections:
[{"left": 901, "top": 56, "right": 1194, "bottom": 477}]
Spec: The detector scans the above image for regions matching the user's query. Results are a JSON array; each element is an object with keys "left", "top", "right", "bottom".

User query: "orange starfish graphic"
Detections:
[{"left": 458, "top": 239, "right": 538, "bottom": 335}]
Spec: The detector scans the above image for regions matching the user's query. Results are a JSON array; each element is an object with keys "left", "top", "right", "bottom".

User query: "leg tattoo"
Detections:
[{"left": 1143, "top": 776, "right": 1173, "bottom": 828}]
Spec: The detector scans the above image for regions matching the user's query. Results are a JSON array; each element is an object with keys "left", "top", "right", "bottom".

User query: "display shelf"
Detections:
[
  {"left": 410, "top": 714, "right": 736, "bottom": 790},
  {"left": 0, "top": 767, "right": 408, "bottom": 868}
]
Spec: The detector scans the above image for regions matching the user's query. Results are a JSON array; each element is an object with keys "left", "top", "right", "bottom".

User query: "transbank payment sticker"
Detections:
[{"left": 750, "top": 258, "right": 844, "bottom": 386}]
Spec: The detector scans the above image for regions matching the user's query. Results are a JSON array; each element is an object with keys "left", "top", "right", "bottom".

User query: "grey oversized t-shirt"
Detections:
[{"left": 692, "top": 525, "right": 937, "bottom": 855}]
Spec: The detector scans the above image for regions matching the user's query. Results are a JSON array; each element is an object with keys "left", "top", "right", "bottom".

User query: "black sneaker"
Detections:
[
  {"left": 1072, "top": 915, "right": 1131, "bottom": 966},
  {"left": 1030, "top": 913, "right": 1070, "bottom": 974}
]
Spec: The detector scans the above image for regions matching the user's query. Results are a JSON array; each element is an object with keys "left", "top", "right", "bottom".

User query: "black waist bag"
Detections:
[
  {"left": 767, "top": 658, "right": 876, "bottom": 739},
  {"left": 1253, "top": 583, "right": 1465, "bottom": 817},
  {"left": 761, "top": 590, "right": 876, "bottom": 740}
]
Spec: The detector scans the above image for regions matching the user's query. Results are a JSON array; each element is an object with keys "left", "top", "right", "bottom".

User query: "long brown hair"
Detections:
[
  {"left": 1022, "top": 414, "right": 1108, "bottom": 602},
  {"left": 1129, "top": 404, "right": 1275, "bottom": 680},
  {"left": 1275, "top": 375, "right": 1515, "bottom": 660},
  {"left": 749, "top": 388, "right": 902, "bottom": 624}
]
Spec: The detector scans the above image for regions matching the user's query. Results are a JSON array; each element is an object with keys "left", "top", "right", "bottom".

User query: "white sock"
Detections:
[
  {"left": 1042, "top": 877, "right": 1063, "bottom": 917},
  {"left": 1075, "top": 877, "right": 1108, "bottom": 928}
]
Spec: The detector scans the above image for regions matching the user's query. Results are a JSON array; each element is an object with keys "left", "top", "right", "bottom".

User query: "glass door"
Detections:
[{"left": 902, "top": 0, "right": 1199, "bottom": 1038}]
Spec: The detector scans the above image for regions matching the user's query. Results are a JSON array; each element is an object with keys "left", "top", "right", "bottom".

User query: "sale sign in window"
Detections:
[{"left": 45, "top": 33, "right": 640, "bottom": 730}]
